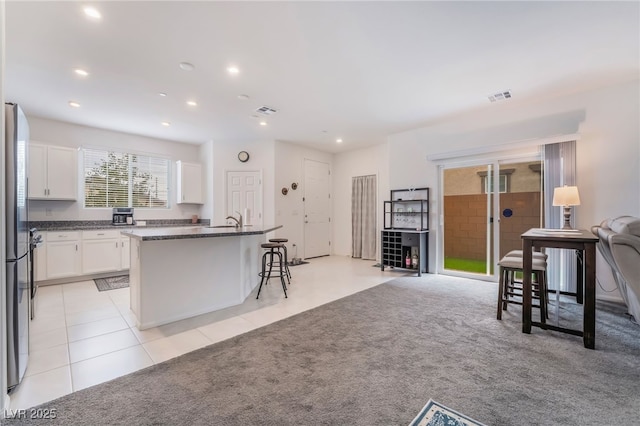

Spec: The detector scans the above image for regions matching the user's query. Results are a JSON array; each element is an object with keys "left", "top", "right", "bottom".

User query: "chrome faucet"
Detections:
[{"left": 225, "top": 211, "right": 243, "bottom": 228}]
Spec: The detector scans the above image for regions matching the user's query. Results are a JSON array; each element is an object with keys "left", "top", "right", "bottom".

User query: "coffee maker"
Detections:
[{"left": 112, "top": 207, "right": 134, "bottom": 225}]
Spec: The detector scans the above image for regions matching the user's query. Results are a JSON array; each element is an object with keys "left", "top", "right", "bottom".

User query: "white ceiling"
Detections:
[{"left": 4, "top": 1, "right": 639, "bottom": 153}]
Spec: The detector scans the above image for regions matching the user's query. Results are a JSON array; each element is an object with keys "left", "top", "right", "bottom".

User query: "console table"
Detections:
[{"left": 521, "top": 228, "right": 598, "bottom": 349}]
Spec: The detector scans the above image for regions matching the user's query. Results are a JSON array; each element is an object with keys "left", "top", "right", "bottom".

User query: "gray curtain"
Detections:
[
  {"left": 543, "top": 140, "right": 577, "bottom": 292},
  {"left": 352, "top": 175, "right": 377, "bottom": 259}
]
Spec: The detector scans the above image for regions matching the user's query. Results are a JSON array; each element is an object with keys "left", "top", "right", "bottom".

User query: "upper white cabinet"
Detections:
[
  {"left": 29, "top": 143, "right": 77, "bottom": 200},
  {"left": 176, "top": 161, "right": 203, "bottom": 204}
]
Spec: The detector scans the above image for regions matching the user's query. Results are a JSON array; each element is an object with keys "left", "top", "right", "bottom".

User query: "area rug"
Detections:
[
  {"left": 94, "top": 275, "right": 129, "bottom": 291},
  {"left": 287, "top": 260, "right": 309, "bottom": 267},
  {"left": 409, "top": 399, "right": 486, "bottom": 426}
]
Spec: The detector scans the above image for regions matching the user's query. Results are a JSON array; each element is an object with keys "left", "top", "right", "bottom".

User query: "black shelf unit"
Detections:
[
  {"left": 384, "top": 187, "right": 429, "bottom": 230},
  {"left": 381, "top": 187, "right": 429, "bottom": 276}
]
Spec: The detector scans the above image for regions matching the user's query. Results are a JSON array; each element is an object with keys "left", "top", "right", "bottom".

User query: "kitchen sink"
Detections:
[{"left": 207, "top": 225, "right": 253, "bottom": 229}]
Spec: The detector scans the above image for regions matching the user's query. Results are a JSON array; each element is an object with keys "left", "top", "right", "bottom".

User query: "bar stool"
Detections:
[
  {"left": 496, "top": 255, "right": 548, "bottom": 322},
  {"left": 503, "top": 250, "right": 549, "bottom": 316},
  {"left": 256, "top": 242, "right": 288, "bottom": 299},
  {"left": 269, "top": 238, "right": 292, "bottom": 282}
]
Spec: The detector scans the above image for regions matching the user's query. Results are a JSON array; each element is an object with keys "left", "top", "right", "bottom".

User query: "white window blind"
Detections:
[{"left": 83, "top": 148, "right": 170, "bottom": 208}]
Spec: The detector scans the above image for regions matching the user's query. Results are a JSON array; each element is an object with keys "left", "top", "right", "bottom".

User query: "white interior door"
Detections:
[
  {"left": 303, "top": 159, "right": 331, "bottom": 258},
  {"left": 226, "top": 171, "right": 262, "bottom": 226}
]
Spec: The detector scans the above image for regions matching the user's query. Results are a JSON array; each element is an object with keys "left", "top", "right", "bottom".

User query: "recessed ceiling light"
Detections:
[
  {"left": 83, "top": 7, "right": 102, "bottom": 20},
  {"left": 237, "top": 94, "right": 250, "bottom": 100},
  {"left": 186, "top": 100, "right": 198, "bottom": 107},
  {"left": 68, "top": 101, "right": 81, "bottom": 108},
  {"left": 74, "top": 69, "right": 89, "bottom": 77},
  {"left": 259, "top": 121, "right": 267, "bottom": 126},
  {"left": 161, "top": 121, "right": 171, "bottom": 127},
  {"left": 158, "top": 92, "right": 167, "bottom": 97},
  {"left": 179, "top": 62, "right": 195, "bottom": 71},
  {"left": 227, "top": 66, "right": 240, "bottom": 75},
  {"left": 336, "top": 138, "right": 343, "bottom": 143}
]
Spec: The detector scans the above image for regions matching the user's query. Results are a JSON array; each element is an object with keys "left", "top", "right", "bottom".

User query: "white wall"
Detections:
[
  {"left": 274, "top": 141, "right": 332, "bottom": 259},
  {"left": 332, "top": 143, "right": 390, "bottom": 259},
  {"left": 388, "top": 79, "right": 640, "bottom": 300},
  {"left": 209, "top": 139, "right": 276, "bottom": 227},
  {"left": 198, "top": 141, "right": 214, "bottom": 223},
  {"left": 26, "top": 116, "right": 203, "bottom": 222}
]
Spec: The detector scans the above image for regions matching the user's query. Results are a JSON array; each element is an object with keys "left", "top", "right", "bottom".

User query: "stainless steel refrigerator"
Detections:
[{"left": 5, "top": 103, "right": 30, "bottom": 393}]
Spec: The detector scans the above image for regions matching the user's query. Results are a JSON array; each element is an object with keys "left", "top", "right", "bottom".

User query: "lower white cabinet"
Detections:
[
  {"left": 121, "top": 236, "right": 130, "bottom": 270},
  {"left": 45, "top": 232, "right": 81, "bottom": 279},
  {"left": 82, "top": 230, "right": 121, "bottom": 274},
  {"left": 35, "top": 229, "right": 131, "bottom": 281}
]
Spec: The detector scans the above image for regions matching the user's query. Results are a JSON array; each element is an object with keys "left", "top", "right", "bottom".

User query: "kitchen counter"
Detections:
[
  {"left": 127, "top": 224, "right": 282, "bottom": 330},
  {"left": 122, "top": 225, "right": 281, "bottom": 241},
  {"left": 30, "top": 219, "right": 210, "bottom": 232}
]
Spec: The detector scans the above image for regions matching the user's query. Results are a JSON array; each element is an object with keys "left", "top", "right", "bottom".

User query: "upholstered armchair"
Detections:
[{"left": 592, "top": 216, "right": 640, "bottom": 323}]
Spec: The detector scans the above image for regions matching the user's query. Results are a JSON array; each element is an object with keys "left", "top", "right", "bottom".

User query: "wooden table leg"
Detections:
[
  {"left": 522, "top": 240, "right": 533, "bottom": 334},
  {"left": 583, "top": 243, "right": 596, "bottom": 349},
  {"left": 576, "top": 250, "right": 584, "bottom": 304}
]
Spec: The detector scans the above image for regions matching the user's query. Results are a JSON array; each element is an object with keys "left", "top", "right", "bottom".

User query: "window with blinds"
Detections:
[{"left": 83, "top": 148, "right": 170, "bottom": 208}]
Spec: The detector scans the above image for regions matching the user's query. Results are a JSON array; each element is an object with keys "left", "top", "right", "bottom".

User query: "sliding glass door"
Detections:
[
  {"left": 442, "top": 163, "right": 495, "bottom": 277},
  {"left": 441, "top": 156, "right": 543, "bottom": 279}
]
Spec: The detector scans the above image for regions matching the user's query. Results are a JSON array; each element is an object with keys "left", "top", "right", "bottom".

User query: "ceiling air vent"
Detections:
[
  {"left": 488, "top": 90, "right": 512, "bottom": 103},
  {"left": 255, "top": 106, "right": 277, "bottom": 115}
]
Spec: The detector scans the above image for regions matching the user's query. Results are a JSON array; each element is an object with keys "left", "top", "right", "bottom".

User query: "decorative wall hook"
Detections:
[
  {"left": 291, "top": 182, "right": 298, "bottom": 190},
  {"left": 281, "top": 187, "right": 289, "bottom": 195}
]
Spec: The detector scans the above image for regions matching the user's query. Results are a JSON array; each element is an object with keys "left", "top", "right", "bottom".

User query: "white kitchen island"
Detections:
[{"left": 121, "top": 225, "right": 282, "bottom": 330}]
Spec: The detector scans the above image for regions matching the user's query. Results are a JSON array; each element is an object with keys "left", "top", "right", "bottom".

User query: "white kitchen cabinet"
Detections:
[
  {"left": 176, "top": 161, "right": 203, "bottom": 204},
  {"left": 46, "top": 232, "right": 81, "bottom": 279},
  {"left": 36, "top": 229, "right": 131, "bottom": 281},
  {"left": 28, "top": 143, "right": 77, "bottom": 200},
  {"left": 82, "top": 230, "right": 121, "bottom": 274},
  {"left": 120, "top": 236, "right": 130, "bottom": 270}
]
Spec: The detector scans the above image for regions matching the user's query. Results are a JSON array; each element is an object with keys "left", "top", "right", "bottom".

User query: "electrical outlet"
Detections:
[{"left": 45, "top": 209, "right": 53, "bottom": 217}]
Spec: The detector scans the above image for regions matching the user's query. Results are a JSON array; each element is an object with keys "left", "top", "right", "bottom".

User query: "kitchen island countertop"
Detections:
[{"left": 121, "top": 225, "right": 282, "bottom": 241}]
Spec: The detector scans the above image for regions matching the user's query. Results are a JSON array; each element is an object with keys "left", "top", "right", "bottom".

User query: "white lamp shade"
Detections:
[{"left": 552, "top": 186, "right": 581, "bottom": 206}]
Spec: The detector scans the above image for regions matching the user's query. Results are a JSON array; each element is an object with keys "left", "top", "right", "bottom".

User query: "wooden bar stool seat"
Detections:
[
  {"left": 504, "top": 249, "right": 548, "bottom": 261},
  {"left": 256, "top": 242, "right": 288, "bottom": 299}
]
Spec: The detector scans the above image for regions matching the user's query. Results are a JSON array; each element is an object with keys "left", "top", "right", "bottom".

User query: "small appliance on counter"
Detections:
[{"left": 112, "top": 207, "right": 134, "bottom": 225}]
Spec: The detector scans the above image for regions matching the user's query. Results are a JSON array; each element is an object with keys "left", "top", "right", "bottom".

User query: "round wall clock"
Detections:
[{"left": 238, "top": 151, "right": 250, "bottom": 162}]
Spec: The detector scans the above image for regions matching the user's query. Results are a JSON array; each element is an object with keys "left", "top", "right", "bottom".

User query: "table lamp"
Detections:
[{"left": 552, "top": 185, "right": 581, "bottom": 229}]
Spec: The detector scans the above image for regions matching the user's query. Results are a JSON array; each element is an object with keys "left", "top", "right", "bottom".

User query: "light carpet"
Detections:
[{"left": 4, "top": 275, "right": 639, "bottom": 425}]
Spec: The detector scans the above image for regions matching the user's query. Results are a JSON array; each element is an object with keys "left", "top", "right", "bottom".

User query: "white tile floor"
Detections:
[{"left": 8, "top": 256, "right": 404, "bottom": 410}]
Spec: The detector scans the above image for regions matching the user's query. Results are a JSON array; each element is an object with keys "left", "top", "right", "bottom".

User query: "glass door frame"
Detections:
[
  {"left": 438, "top": 159, "right": 501, "bottom": 282},
  {"left": 437, "top": 151, "right": 543, "bottom": 282}
]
